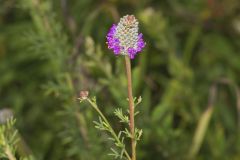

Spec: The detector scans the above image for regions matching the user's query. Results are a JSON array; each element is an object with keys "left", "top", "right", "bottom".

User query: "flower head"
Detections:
[
  {"left": 78, "top": 91, "right": 89, "bottom": 100},
  {"left": 106, "top": 15, "right": 145, "bottom": 59}
]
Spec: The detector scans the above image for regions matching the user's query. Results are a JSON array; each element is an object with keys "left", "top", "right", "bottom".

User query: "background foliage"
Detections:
[{"left": 1, "top": 0, "right": 240, "bottom": 159}]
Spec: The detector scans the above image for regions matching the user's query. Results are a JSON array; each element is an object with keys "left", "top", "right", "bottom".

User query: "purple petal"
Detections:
[
  {"left": 106, "top": 24, "right": 122, "bottom": 55},
  {"left": 138, "top": 33, "right": 143, "bottom": 39},
  {"left": 136, "top": 33, "right": 145, "bottom": 52},
  {"left": 128, "top": 47, "right": 137, "bottom": 59},
  {"left": 106, "top": 24, "right": 122, "bottom": 54},
  {"left": 113, "top": 46, "right": 121, "bottom": 55}
]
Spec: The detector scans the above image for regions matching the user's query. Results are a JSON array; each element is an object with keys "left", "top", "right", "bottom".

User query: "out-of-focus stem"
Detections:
[
  {"left": 5, "top": 146, "right": 16, "bottom": 160},
  {"left": 124, "top": 56, "right": 136, "bottom": 160}
]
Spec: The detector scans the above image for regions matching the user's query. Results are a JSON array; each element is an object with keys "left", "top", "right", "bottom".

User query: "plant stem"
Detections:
[
  {"left": 124, "top": 56, "right": 136, "bottom": 160},
  {"left": 5, "top": 146, "right": 16, "bottom": 160},
  {"left": 87, "top": 99, "right": 131, "bottom": 160}
]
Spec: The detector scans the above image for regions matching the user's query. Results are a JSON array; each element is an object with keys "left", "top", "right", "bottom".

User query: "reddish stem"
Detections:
[{"left": 124, "top": 56, "right": 136, "bottom": 160}]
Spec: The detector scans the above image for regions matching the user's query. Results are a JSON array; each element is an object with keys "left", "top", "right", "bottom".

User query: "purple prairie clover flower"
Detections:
[{"left": 106, "top": 15, "right": 146, "bottom": 59}]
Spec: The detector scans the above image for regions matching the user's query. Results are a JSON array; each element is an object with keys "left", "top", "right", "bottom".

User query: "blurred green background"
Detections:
[{"left": 1, "top": 0, "right": 240, "bottom": 159}]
